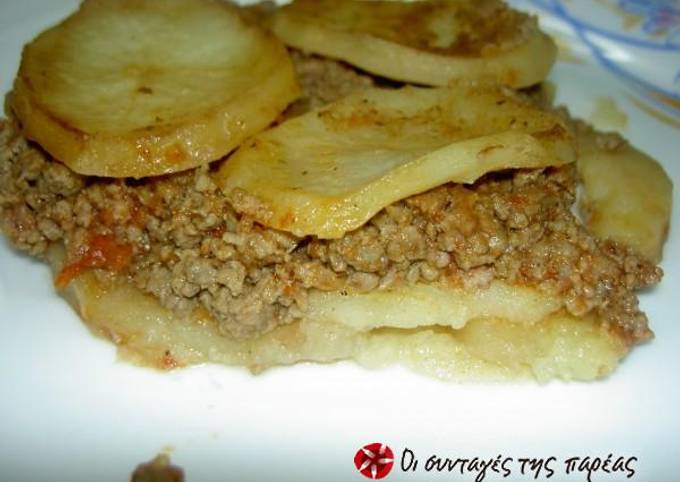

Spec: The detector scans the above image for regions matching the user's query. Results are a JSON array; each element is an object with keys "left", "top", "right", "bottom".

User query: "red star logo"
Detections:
[{"left": 354, "top": 443, "right": 394, "bottom": 479}]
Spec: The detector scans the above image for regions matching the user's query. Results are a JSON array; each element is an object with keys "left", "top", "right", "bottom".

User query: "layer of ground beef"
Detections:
[{"left": 0, "top": 113, "right": 661, "bottom": 341}]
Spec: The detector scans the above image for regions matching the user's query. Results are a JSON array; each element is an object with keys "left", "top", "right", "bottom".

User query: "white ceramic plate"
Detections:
[{"left": 1, "top": 1, "right": 679, "bottom": 481}]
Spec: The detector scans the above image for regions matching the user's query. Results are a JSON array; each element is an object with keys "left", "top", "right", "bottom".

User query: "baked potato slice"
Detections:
[
  {"left": 214, "top": 85, "right": 576, "bottom": 238},
  {"left": 577, "top": 126, "right": 672, "bottom": 263},
  {"left": 10, "top": 0, "right": 300, "bottom": 178},
  {"left": 272, "top": 0, "right": 556, "bottom": 88}
]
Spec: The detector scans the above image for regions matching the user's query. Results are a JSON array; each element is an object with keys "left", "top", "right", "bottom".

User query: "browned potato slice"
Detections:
[
  {"left": 10, "top": 0, "right": 299, "bottom": 177},
  {"left": 578, "top": 127, "right": 672, "bottom": 263},
  {"left": 272, "top": 0, "right": 556, "bottom": 88},
  {"left": 214, "top": 85, "right": 575, "bottom": 238}
]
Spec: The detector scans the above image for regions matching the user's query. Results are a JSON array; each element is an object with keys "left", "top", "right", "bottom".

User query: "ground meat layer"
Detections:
[
  {"left": 0, "top": 115, "right": 661, "bottom": 341},
  {"left": 284, "top": 49, "right": 376, "bottom": 118}
]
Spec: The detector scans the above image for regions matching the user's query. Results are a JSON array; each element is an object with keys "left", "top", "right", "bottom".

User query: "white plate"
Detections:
[{"left": 1, "top": 1, "right": 679, "bottom": 481}]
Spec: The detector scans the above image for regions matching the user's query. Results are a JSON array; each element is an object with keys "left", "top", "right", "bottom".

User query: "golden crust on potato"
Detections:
[
  {"left": 272, "top": 0, "right": 556, "bottom": 87},
  {"left": 9, "top": 0, "right": 300, "bottom": 178},
  {"left": 215, "top": 85, "right": 576, "bottom": 238}
]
